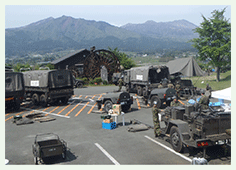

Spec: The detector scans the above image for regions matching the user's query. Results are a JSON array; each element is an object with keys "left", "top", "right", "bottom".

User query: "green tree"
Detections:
[
  {"left": 191, "top": 8, "right": 231, "bottom": 82},
  {"left": 108, "top": 47, "right": 136, "bottom": 69}
]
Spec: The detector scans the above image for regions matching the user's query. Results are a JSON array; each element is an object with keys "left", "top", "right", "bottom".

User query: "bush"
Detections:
[
  {"left": 93, "top": 77, "right": 103, "bottom": 85},
  {"left": 102, "top": 80, "right": 108, "bottom": 85}
]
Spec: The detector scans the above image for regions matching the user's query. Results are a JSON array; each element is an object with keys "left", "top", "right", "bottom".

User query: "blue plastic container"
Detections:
[{"left": 102, "top": 122, "right": 116, "bottom": 130}]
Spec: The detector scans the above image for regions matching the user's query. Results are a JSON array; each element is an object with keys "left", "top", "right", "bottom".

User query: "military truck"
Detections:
[
  {"left": 123, "top": 65, "right": 170, "bottom": 96},
  {"left": 5, "top": 70, "right": 25, "bottom": 111},
  {"left": 97, "top": 91, "right": 133, "bottom": 113},
  {"left": 23, "top": 70, "right": 74, "bottom": 106},
  {"left": 159, "top": 104, "right": 231, "bottom": 157}
]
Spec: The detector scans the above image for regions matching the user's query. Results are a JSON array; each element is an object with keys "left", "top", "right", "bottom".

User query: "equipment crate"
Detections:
[{"left": 102, "top": 122, "right": 116, "bottom": 130}]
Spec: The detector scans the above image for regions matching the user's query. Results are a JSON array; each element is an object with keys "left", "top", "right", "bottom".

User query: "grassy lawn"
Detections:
[{"left": 183, "top": 70, "right": 231, "bottom": 91}]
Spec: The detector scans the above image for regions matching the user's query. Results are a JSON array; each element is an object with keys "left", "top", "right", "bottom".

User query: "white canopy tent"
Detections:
[{"left": 211, "top": 87, "right": 231, "bottom": 101}]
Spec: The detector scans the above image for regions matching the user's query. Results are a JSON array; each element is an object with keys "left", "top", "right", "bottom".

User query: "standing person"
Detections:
[
  {"left": 152, "top": 101, "right": 161, "bottom": 137},
  {"left": 175, "top": 81, "right": 181, "bottom": 98},
  {"left": 118, "top": 76, "right": 123, "bottom": 92}
]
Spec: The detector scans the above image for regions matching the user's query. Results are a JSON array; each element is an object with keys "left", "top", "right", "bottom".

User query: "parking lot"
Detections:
[{"left": 5, "top": 86, "right": 231, "bottom": 165}]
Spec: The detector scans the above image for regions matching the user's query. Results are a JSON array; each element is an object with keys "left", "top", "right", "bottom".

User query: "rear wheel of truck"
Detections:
[
  {"left": 61, "top": 97, "right": 69, "bottom": 105},
  {"left": 170, "top": 126, "right": 183, "bottom": 153},
  {"left": 40, "top": 94, "right": 47, "bottom": 107},
  {"left": 150, "top": 95, "right": 161, "bottom": 108},
  {"left": 137, "top": 86, "right": 143, "bottom": 96},
  {"left": 104, "top": 100, "right": 113, "bottom": 113},
  {"left": 32, "top": 93, "right": 39, "bottom": 105},
  {"left": 143, "top": 87, "right": 148, "bottom": 97},
  {"left": 34, "top": 156, "right": 38, "bottom": 165}
]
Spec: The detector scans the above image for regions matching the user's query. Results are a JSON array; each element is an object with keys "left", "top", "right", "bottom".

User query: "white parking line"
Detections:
[
  {"left": 144, "top": 135, "right": 192, "bottom": 163},
  {"left": 21, "top": 107, "right": 70, "bottom": 118},
  {"left": 94, "top": 143, "right": 120, "bottom": 165}
]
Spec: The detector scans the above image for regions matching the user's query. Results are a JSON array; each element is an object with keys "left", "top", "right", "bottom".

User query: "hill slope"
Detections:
[
  {"left": 121, "top": 19, "right": 198, "bottom": 41},
  {"left": 5, "top": 16, "right": 196, "bottom": 56}
]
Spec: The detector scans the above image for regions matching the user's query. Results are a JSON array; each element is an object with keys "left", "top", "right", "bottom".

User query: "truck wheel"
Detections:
[
  {"left": 143, "top": 87, "right": 148, "bottom": 97},
  {"left": 32, "top": 93, "right": 39, "bottom": 105},
  {"left": 137, "top": 86, "right": 143, "bottom": 96},
  {"left": 150, "top": 95, "right": 161, "bottom": 108},
  {"left": 62, "top": 151, "right": 66, "bottom": 159},
  {"left": 61, "top": 97, "right": 69, "bottom": 105},
  {"left": 40, "top": 94, "right": 47, "bottom": 107},
  {"left": 14, "top": 99, "right": 21, "bottom": 111},
  {"left": 121, "top": 104, "right": 131, "bottom": 112},
  {"left": 170, "top": 126, "right": 183, "bottom": 153},
  {"left": 34, "top": 156, "right": 38, "bottom": 165},
  {"left": 104, "top": 100, "right": 113, "bottom": 113}
]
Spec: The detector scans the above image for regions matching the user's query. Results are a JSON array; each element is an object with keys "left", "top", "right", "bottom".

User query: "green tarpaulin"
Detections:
[{"left": 165, "top": 56, "right": 205, "bottom": 77}]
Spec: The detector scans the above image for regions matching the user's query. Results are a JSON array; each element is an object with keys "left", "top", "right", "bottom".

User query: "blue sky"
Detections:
[{"left": 5, "top": 4, "right": 231, "bottom": 28}]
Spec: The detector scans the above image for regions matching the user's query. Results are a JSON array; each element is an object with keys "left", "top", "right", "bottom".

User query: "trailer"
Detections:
[{"left": 32, "top": 133, "right": 67, "bottom": 164}]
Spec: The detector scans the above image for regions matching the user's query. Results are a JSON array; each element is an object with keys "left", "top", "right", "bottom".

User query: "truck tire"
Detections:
[
  {"left": 170, "top": 126, "right": 183, "bottom": 153},
  {"left": 137, "top": 86, "right": 143, "bottom": 96},
  {"left": 32, "top": 93, "right": 39, "bottom": 105},
  {"left": 61, "top": 97, "right": 69, "bottom": 105},
  {"left": 39, "top": 94, "right": 47, "bottom": 107},
  {"left": 143, "top": 87, "right": 148, "bottom": 97},
  {"left": 104, "top": 100, "right": 113, "bottom": 113},
  {"left": 34, "top": 156, "right": 39, "bottom": 165},
  {"left": 150, "top": 95, "right": 161, "bottom": 108}
]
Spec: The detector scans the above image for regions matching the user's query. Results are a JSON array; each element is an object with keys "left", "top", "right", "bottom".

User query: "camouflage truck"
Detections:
[
  {"left": 123, "top": 65, "right": 170, "bottom": 96},
  {"left": 5, "top": 70, "right": 25, "bottom": 111},
  {"left": 160, "top": 104, "right": 231, "bottom": 157},
  {"left": 23, "top": 70, "right": 74, "bottom": 106}
]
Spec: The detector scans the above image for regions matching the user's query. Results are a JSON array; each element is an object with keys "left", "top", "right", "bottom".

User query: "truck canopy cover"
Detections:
[
  {"left": 130, "top": 65, "right": 169, "bottom": 82},
  {"left": 23, "top": 70, "right": 73, "bottom": 88},
  {"left": 5, "top": 72, "right": 24, "bottom": 92},
  {"left": 166, "top": 56, "right": 205, "bottom": 77}
]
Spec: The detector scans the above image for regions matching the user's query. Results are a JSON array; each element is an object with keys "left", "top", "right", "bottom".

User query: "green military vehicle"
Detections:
[
  {"left": 97, "top": 91, "right": 133, "bottom": 113},
  {"left": 147, "top": 87, "right": 176, "bottom": 107},
  {"left": 23, "top": 69, "right": 74, "bottom": 106},
  {"left": 122, "top": 65, "right": 170, "bottom": 96},
  {"left": 5, "top": 69, "right": 25, "bottom": 111},
  {"left": 160, "top": 104, "right": 231, "bottom": 157}
]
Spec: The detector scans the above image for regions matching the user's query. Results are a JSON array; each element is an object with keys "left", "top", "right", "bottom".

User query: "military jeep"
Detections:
[{"left": 97, "top": 91, "right": 133, "bottom": 113}]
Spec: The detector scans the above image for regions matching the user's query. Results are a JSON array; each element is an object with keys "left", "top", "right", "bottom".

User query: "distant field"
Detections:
[{"left": 183, "top": 70, "right": 231, "bottom": 91}]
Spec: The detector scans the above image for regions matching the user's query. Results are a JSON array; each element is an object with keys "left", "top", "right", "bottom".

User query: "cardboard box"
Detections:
[
  {"left": 103, "top": 118, "right": 113, "bottom": 123},
  {"left": 112, "top": 104, "right": 121, "bottom": 115}
]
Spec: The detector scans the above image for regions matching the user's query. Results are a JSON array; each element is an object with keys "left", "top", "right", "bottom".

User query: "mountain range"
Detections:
[{"left": 5, "top": 15, "right": 198, "bottom": 56}]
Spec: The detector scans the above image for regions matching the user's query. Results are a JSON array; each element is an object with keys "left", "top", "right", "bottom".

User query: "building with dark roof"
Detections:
[
  {"left": 51, "top": 49, "right": 90, "bottom": 77},
  {"left": 51, "top": 49, "right": 90, "bottom": 69}
]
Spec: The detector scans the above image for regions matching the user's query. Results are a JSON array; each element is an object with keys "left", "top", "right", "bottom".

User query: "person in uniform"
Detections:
[
  {"left": 158, "top": 82, "right": 163, "bottom": 88},
  {"left": 118, "top": 76, "right": 123, "bottom": 92},
  {"left": 206, "top": 83, "right": 212, "bottom": 98},
  {"left": 198, "top": 91, "right": 210, "bottom": 110},
  {"left": 170, "top": 96, "right": 181, "bottom": 107},
  {"left": 167, "top": 82, "right": 174, "bottom": 89},
  {"left": 152, "top": 101, "right": 161, "bottom": 137},
  {"left": 175, "top": 81, "right": 181, "bottom": 98}
]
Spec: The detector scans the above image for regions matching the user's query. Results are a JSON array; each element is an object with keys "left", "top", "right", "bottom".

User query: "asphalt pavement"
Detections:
[{"left": 5, "top": 86, "right": 231, "bottom": 165}]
